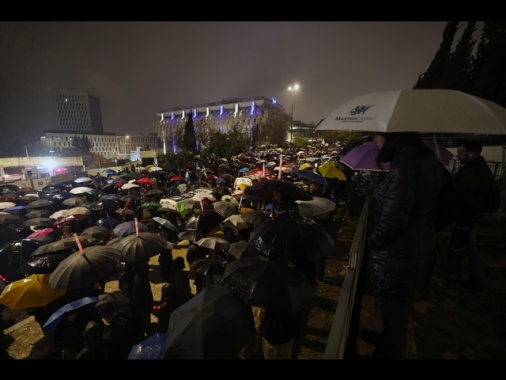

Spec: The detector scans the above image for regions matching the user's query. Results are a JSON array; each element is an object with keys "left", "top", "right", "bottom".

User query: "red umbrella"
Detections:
[
  {"left": 136, "top": 178, "right": 155, "bottom": 186},
  {"left": 170, "top": 176, "right": 184, "bottom": 182}
]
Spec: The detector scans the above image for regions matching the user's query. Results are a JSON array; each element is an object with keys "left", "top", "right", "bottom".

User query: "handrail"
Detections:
[{"left": 323, "top": 195, "right": 373, "bottom": 359}]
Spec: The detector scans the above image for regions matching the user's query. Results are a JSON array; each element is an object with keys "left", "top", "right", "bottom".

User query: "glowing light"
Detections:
[
  {"left": 160, "top": 114, "right": 164, "bottom": 121},
  {"left": 234, "top": 104, "right": 238, "bottom": 116},
  {"left": 206, "top": 107, "right": 209, "bottom": 117},
  {"left": 171, "top": 112, "right": 174, "bottom": 120},
  {"left": 220, "top": 106, "right": 223, "bottom": 116},
  {"left": 193, "top": 109, "right": 196, "bottom": 118},
  {"left": 250, "top": 102, "right": 255, "bottom": 115}
]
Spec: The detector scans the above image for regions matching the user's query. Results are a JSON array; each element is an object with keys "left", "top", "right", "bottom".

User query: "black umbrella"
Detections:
[
  {"left": 249, "top": 216, "right": 335, "bottom": 262},
  {"left": 212, "top": 200, "right": 238, "bottom": 218},
  {"left": 95, "top": 290, "right": 139, "bottom": 325},
  {"left": 31, "top": 235, "right": 97, "bottom": 257},
  {"left": 177, "top": 230, "right": 203, "bottom": 243},
  {"left": 25, "top": 209, "right": 51, "bottom": 219},
  {"left": 26, "top": 199, "right": 54, "bottom": 209},
  {"left": 0, "top": 213, "right": 26, "bottom": 226},
  {"left": 292, "top": 169, "right": 328, "bottom": 186},
  {"left": 0, "top": 238, "right": 46, "bottom": 282},
  {"left": 184, "top": 210, "right": 225, "bottom": 236},
  {"left": 241, "top": 210, "right": 271, "bottom": 226},
  {"left": 49, "top": 245, "right": 123, "bottom": 291},
  {"left": 89, "top": 199, "right": 119, "bottom": 211},
  {"left": 243, "top": 179, "right": 312, "bottom": 202},
  {"left": 17, "top": 253, "right": 66, "bottom": 276},
  {"left": 22, "top": 217, "right": 55, "bottom": 227},
  {"left": 62, "top": 197, "right": 90, "bottom": 208},
  {"left": 152, "top": 217, "right": 178, "bottom": 234},
  {"left": 228, "top": 240, "right": 262, "bottom": 260},
  {"left": 107, "top": 232, "right": 168, "bottom": 263},
  {"left": 163, "top": 284, "right": 257, "bottom": 359},
  {"left": 96, "top": 217, "right": 122, "bottom": 230},
  {"left": 80, "top": 225, "right": 112, "bottom": 243},
  {"left": 112, "top": 221, "right": 148, "bottom": 238},
  {"left": 221, "top": 257, "right": 316, "bottom": 314}
]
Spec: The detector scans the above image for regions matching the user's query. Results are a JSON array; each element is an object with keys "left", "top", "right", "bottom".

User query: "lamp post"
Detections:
[{"left": 288, "top": 83, "right": 300, "bottom": 144}]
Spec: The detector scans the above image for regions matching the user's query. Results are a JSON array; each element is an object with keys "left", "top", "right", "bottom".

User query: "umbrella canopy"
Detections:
[
  {"left": 185, "top": 210, "right": 225, "bottom": 236},
  {"left": 0, "top": 213, "right": 26, "bottom": 226},
  {"left": 22, "top": 217, "right": 55, "bottom": 227},
  {"left": 107, "top": 232, "right": 168, "bottom": 263},
  {"left": 292, "top": 169, "right": 328, "bottom": 186},
  {"left": 128, "top": 331, "right": 167, "bottom": 360},
  {"left": 317, "top": 162, "right": 347, "bottom": 180},
  {"left": 26, "top": 199, "right": 54, "bottom": 209},
  {"left": 296, "top": 197, "right": 337, "bottom": 218},
  {"left": 42, "top": 296, "right": 99, "bottom": 333},
  {"left": 249, "top": 216, "right": 335, "bottom": 262},
  {"left": 136, "top": 178, "right": 155, "bottom": 186},
  {"left": 163, "top": 284, "right": 257, "bottom": 359},
  {"left": 17, "top": 253, "right": 67, "bottom": 277},
  {"left": 31, "top": 235, "right": 97, "bottom": 257},
  {"left": 61, "top": 197, "right": 89, "bottom": 208},
  {"left": 80, "top": 225, "right": 112, "bottom": 243},
  {"left": 316, "top": 89, "right": 506, "bottom": 134},
  {"left": 340, "top": 140, "right": 455, "bottom": 171},
  {"left": 241, "top": 209, "right": 271, "bottom": 226},
  {"left": 102, "top": 169, "right": 117, "bottom": 175},
  {"left": 0, "top": 238, "right": 46, "bottom": 282},
  {"left": 222, "top": 214, "right": 249, "bottom": 230},
  {"left": 212, "top": 200, "right": 238, "bottom": 218},
  {"left": 0, "top": 202, "right": 16, "bottom": 210},
  {"left": 228, "top": 240, "right": 262, "bottom": 260},
  {"left": 177, "top": 230, "right": 203, "bottom": 243},
  {"left": 152, "top": 216, "right": 179, "bottom": 234},
  {"left": 74, "top": 177, "right": 93, "bottom": 184},
  {"left": 26, "top": 227, "right": 55, "bottom": 239},
  {"left": 195, "top": 236, "right": 231, "bottom": 251},
  {"left": 221, "top": 258, "right": 316, "bottom": 314},
  {"left": 70, "top": 186, "right": 94, "bottom": 195},
  {"left": 25, "top": 209, "right": 51, "bottom": 219},
  {"left": 121, "top": 183, "right": 140, "bottom": 190},
  {"left": 50, "top": 207, "right": 91, "bottom": 220},
  {"left": 243, "top": 180, "right": 312, "bottom": 202},
  {"left": 0, "top": 273, "right": 65, "bottom": 310},
  {"left": 112, "top": 221, "right": 149, "bottom": 238},
  {"left": 49, "top": 245, "right": 123, "bottom": 291},
  {"left": 95, "top": 290, "right": 139, "bottom": 325}
]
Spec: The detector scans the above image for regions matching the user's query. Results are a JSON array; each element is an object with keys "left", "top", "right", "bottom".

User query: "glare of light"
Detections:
[
  {"left": 193, "top": 109, "right": 196, "bottom": 118},
  {"left": 234, "top": 104, "right": 238, "bottom": 116},
  {"left": 160, "top": 114, "right": 164, "bottom": 121},
  {"left": 42, "top": 159, "right": 58, "bottom": 172},
  {"left": 220, "top": 106, "right": 223, "bottom": 116},
  {"left": 171, "top": 112, "right": 174, "bottom": 120},
  {"left": 206, "top": 107, "right": 209, "bottom": 117},
  {"left": 250, "top": 102, "right": 255, "bottom": 115},
  {"left": 272, "top": 97, "right": 277, "bottom": 104}
]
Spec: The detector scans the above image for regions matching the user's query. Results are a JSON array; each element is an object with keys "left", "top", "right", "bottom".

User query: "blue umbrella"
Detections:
[
  {"left": 292, "top": 169, "right": 328, "bottom": 186},
  {"left": 4, "top": 205, "right": 28, "bottom": 215},
  {"left": 42, "top": 296, "right": 99, "bottom": 333},
  {"left": 238, "top": 167, "right": 250, "bottom": 173},
  {"left": 128, "top": 332, "right": 167, "bottom": 360},
  {"left": 103, "top": 169, "right": 117, "bottom": 175}
]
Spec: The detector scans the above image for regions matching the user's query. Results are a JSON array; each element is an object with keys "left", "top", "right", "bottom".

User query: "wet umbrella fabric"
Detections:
[
  {"left": 31, "top": 235, "right": 97, "bottom": 257},
  {"left": 212, "top": 200, "right": 238, "bottom": 218},
  {"left": 128, "top": 331, "right": 167, "bottom": 360},
  {"left": 80, "top": 226, "right": 112, "bottom": 242},
  {"left": 23, "top": 217, "right": 55, "bottom": 227},
  {"left": 107, "top": 232, "right": 168, "bottom": 263},
  {"left": 26, "top": 199, "right": 54, "bottom": 209},
  {"left": 0, "top": 273, "right": 66, "bottom": 310},
  {"left": 95, "top": 290, "right": 139, "bottom": 325},
  {"left": 241, "top": 210, "right": 271, "bottom": 226},
  {"left": 296, "top": 197, "right": 337, "bottom": 218},
  {"left": 228, "top": 240, "right": 262, "bottom": 260},
  {"left": 25, "top": 209, "right": 51, "bottom": 219},
  {"left": 112, "top": 221, "right": 148, "bottom": 237},
  {"left": 243, "top": 180, "right": 312, "bottom": 202},
  {"left": 195, "top": 237, "right": 230, "bottom": 251},
  {"left": 0, "top": 213, "right": 26, "bottom": 225},
  {"left": 62, "top": 197, "right": 89, "bottom": 208},
  {"left": 48, "top": 245, "right": 123, "bottom": 291},
  {"left": 185, "top": 210, "right": 225, "bottom": 236},
  {"left": 249, "top": 216, "right": 335, "bottom": 262},
  {"left": 17, "top": 253, "right": 66, "bottom": 276},
  {"left": 0, "top": 238, "right": 47, "bottom": 282},
  {"left": 292, "top": 169, "right": 328, "bottom": 186},
  {"left": 221, "top": 258, "right": 316, "bottom": 314},
  {"left": 152, "top": 217, "right": 179, "bottom": 234},
  {"left": 42, "top": 296, "right": 99, "bottom": 333},
  {"left": 163, "top": 284, "right": 257, "bottom": 359},
  {"left": 177, "top": 230, "right": 203, "bottom": 243},
  {"left": 222, "top": 214, "right": 249, "bottom": 230},
  {"left": 96, "top": 217, "right": 122, "bottom": 230}
]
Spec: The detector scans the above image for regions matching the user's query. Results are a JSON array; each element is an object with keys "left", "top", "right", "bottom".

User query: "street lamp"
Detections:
[{"left": 288, "top": 83, "right": 300, "bottom": 144}]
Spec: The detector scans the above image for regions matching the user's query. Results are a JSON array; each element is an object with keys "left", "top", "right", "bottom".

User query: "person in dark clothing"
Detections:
[
  {"left": 186, "top": 243, "right": 209, "bottom": 293},
  {"left": 446, "top": 140, "right": 495, "bottom": 291},
  {"left": 367, "top": 132, "right": 446, "bottom": 359},
  {"left": 75, "top": 320, "right": 107, "bottom": 360},
  {"left": 156, "top": 283, "right": 181, "bottom": 334},
  {"left": 158, "top": 246, "right": 175, "bottom": 283},
  {"left": 132, "top": 261, "right": 154, "bottom": 337},
  {"left": 170, "top": 256, "right": 192, "bottom": 305}
]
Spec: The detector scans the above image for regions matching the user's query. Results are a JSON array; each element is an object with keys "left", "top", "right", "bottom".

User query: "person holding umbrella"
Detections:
[{"left": 367, "top": 132, "right": 446, "bottom": 359}]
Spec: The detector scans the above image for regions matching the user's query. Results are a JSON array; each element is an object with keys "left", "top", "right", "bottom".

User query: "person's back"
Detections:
[{"left": 75, "top": 320, "right": 107, "bottom": 360}]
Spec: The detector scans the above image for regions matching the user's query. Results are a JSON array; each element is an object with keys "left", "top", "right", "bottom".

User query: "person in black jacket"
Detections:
[
  {"left": 367, "top": 132, "right": 446, "bottom": 359},
  {"left": 446, "top": 139, "right": 495, "bottom": 291}
]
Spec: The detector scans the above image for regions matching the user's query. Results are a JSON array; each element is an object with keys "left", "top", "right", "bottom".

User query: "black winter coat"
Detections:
[{"left": 367, "top": 134, "right": 445, "bottom": 302}]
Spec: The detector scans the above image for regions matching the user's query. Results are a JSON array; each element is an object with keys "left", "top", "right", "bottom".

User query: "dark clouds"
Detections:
[{"left": 0, "top": 21, "right": 447, "bottom": 144}]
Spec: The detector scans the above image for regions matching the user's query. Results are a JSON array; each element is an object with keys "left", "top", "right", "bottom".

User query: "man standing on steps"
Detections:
[{"left": 447, "top": 139, "right": 495, "bottom": 292}]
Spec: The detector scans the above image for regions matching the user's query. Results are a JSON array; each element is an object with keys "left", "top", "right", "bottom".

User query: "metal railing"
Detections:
[{"left": 323, "top": 195, "right": 373, "bottom": 359}]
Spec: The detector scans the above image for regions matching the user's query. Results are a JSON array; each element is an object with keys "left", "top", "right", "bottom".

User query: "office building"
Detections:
[{"left": 54, "top": 90, "right": 104, "bottom": 134}]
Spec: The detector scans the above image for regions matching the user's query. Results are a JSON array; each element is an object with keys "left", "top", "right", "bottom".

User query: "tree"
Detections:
[
  {"left": 183, "top": 114, "right": 197, "bottom": 153},
  {"left": 445, "top": 21, "right": 477, "bottom": 92},
  {"left": 205, "top": 126, "right": 250, "bottom": 158}
]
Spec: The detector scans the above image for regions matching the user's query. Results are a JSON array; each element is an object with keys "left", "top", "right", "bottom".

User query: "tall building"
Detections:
[{"left": 54, "top": 90, "right": 104, "bottom": 134}]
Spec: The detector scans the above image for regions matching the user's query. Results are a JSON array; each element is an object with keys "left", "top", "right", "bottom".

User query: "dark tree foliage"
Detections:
[
  {"left": 71, "top": 135, "right": 93, "bottom": 154},
  {"left": 205, "top": 126, "right": 250, "bottom": 158},
  {"left": 414, "top": 21, "right": 459, "bottom": 89},
  {"left": 445, "top": 21, "right": 477, "bottom": 92},
  {"left": 183, "top": 114, "right": 197, "bottom": 152}
]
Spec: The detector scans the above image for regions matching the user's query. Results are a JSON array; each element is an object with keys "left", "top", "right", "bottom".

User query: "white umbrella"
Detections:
[
  {"left": 70, "top": 186, "right": 93, "bottom": 195},
  {"left": 121, "top": 183, "right": 140, "bottom": 190},
  {"left": 316, "top": 89, "right": 506, "bottom": 134},
  {"left": 148, "top": 166, "right": 163, "bottom": 172},
  {"left": 0, "top": 202, "right": 16, "bottom": 210},
  {"left": 73, "top": 177, "right": 93, "bottom": 183},
  {"left": 296, "top": 197, "right": 337, "bottom": 217}
]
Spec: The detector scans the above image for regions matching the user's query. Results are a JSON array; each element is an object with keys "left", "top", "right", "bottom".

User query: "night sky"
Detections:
[{"left": 0, "top": 21, "right": 450, "bottom": 145}]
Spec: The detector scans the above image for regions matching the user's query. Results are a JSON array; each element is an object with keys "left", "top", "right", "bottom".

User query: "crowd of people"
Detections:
[{"left": 0, "top": 136, "right": 498, "bottom": 360}]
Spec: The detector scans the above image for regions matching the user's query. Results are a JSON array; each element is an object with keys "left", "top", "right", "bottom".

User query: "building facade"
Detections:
[
  {"left": 153, "top": 96, "right": 287, "bottom": 153},
  {"left": 54, "top": 90, "right": 104, "bottom": 134}
]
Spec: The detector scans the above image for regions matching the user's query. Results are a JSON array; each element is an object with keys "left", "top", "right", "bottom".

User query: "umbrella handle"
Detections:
[
  {"left": 74, "top": 233, "right": 84, "bottom": 254},
  {"left": 135, "top": 218, "right": 139, "bottom": 236}
]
